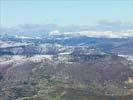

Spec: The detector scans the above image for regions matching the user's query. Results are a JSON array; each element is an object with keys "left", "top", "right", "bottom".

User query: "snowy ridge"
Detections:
[{"left": 49, "top": 29, "right": 133, "bottom": 38}]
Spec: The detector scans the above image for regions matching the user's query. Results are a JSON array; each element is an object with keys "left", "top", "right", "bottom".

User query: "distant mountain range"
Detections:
[{"left": 1, "top": 22, "right": 133, "bottom": 38}]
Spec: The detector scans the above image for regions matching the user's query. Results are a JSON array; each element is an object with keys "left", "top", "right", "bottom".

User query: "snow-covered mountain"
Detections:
[
  {"left": 1, "top": 22, "right": 133, "bottom": 38},
  {"left": 48, "top": 30, "right": 133, "bottom": 38}
]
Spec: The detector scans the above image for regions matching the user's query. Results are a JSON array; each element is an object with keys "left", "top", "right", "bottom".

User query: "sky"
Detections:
[{"left": 0, "top": 0, "right": 133, "bottom": 27}]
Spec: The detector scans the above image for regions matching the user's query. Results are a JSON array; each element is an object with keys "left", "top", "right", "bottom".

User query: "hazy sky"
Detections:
[{"left": 1, "top": 0, "right": 133, "bottom": 27}]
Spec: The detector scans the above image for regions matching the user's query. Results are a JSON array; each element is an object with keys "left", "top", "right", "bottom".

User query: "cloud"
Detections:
[
  {"left": 98, "top": 20, "right": 124, "bottom": 25},
  {"left": 92, "top": 20, "right": 133, "bottom": 31}
]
